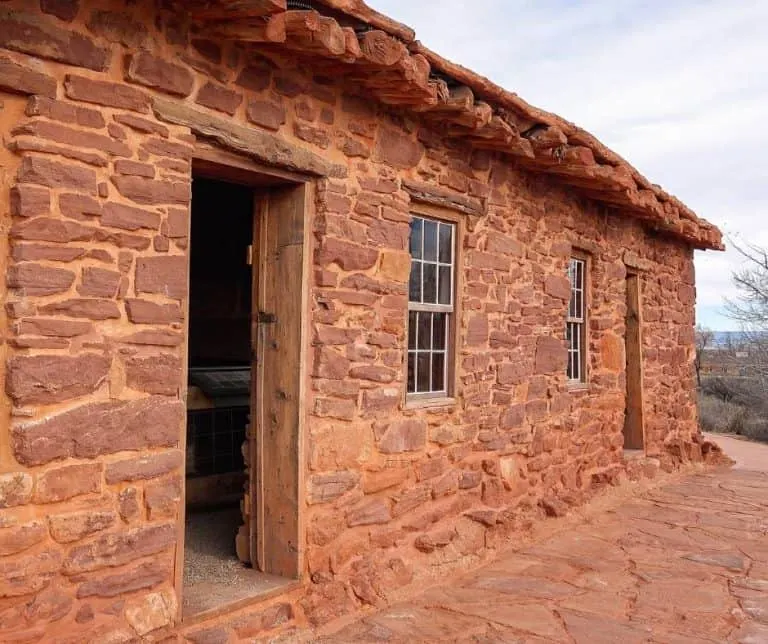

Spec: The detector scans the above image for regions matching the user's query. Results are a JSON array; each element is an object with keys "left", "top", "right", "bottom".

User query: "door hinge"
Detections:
[{"left": 246, "top": 244, "right": 253, "bottom": 266}]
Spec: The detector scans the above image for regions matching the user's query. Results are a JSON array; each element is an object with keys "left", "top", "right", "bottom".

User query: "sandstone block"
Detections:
[
  {"left": 0, "top": 549, "right": 61, "bottom": 598},
  {"left": 0, "top": 472, "right": 33, "bottom": 508},
  {"left": 126, "top": 52, "right": 194, "bottom": 97},
  {"left": 6, "top": 354, "right": 110, "bottom": 406},
  {"left": 125, "top": 299, "right": 183, "bottom": 324},
  {"left": 0, "top": 521, "right": 46, "bottom": 556},
  {"left": 235, "top": 62, "right": 272, "bottom": 92},
  {"left": 11, "top": 217, "right": 95, "bottom": 243},
  {"left": 378, "top": 419, "right": 426, "bottom": 454},
  {"left": 86, "top": 9, "right": 147, "bottom": 48},
  {"left": 124, "top": 589, "right": 177, "bottom": 636},
  {"left": 64, "top": 523, "right": 175, "bottom": 574},
  {"left": 59, "top": 193, "right": 101, "bottom": 220},
  {"left": 414, "top": 528, "right": 456, "bottom": 553},
  {"left": 106, "top": 450, "right": 183, "bottom": 484},
  {"left": 545, "top": 274, "right": 572, "bottom": 300},
  {"left": 315, "top": 237, "right": 378, "bottom": 271},
  {"left": 347, "top": 498, "right": 392, "bottom": 527},
  {"left": 17, "top": 156, "right": 97, "bottom": 194},
  {"left": 0, "top": 9, "right": 108, "bottom": 70},
  {"left": 76, "top": 561, "right": 169, "bottom": 600},
  {"left": 49, "top": 510, "right": 116, "bottom": 544},
  {"left": 39, "top": 298, "right": 121, "bottom": 319},
  {"left": 12, "top": 244, "right": 86, "bottom": 264},
  {"left": 313, "top": 347, "right": 350, "bottom": 379},
  {"left": 78, "top": 267, "right": 121, "bottom": 298},
  {"left": 112, "top": 175, "right": 190, "bottom": 206},
  {"left": 466, "top": 314, "right": 489, "bottom": 346},
  {"left": 362, "top": 467, "right": 409, "bottom": 494},
  {"left": 534, "top": 335, "right": 567, "bottom": 375},
  {"left": 374, "top": 127, "right": 424, "bottom": 169},
  {"left": 118, "top": 487, "right": 140, "bottom": 523},
  {"left": 13, "top": 120, "right": 131, "bottom": 157},
  {"left": 378, "top": 250, "right": 411, "bottom": 282},
  {"left": 10, "top": 184, "right": 50, "bottom": 218},
  {"left": 144, "top": 477, "right": 182, "bottom": 520},
  {"left": 7, "top": 263, "right": 75, "bottom": 296},
  {"left": 101, "top": 203, "right": 160, "bottom": 230},
  {"left": 134, "top": 256, "right": 187, "bottom": 299},
  {"left": 0, "top": 54, "right": 56, "bottom": 97},
  {"left": 196, "top": 82, "right": 243, "bottom": 115},
  {"left": 12, "top": 397, "right": 183, "bottom": 466},
  {"left": 113, "top": 160, "right": 155, "bottom": 180},
  {"left": 113, "top": 113, "right": 169, "bottom": 137},
  {"left": 34, "top": 462, "right": 101, "bottom": 504},
  {"left": 308, "top": 471, "right": 359, "bottom": 505},
  {"left": 361, "top": 388, "right": 400, "bottom": 415},
  {"left": 65, "top": 74, "right": 150, "bottom": 112}
]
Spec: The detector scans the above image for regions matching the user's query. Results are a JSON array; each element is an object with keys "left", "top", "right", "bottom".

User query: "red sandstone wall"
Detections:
[{"left": 0, "top": 0, "right": 700, "bottom": 640}]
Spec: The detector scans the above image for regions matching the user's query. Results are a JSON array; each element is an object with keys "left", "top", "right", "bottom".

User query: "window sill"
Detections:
[
  {"left": 405, "top": 396, "right": 456, "bottom": 411},
  {"left": 567, "top": 382, "right": 590, "bottom": 394}
]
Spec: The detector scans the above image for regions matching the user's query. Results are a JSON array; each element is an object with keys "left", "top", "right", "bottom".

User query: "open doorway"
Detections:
[
  {"left": 182, "top": 163, "right": 307, "bottom": 618},
  {"left": 623, "top": 271, "right": 645, "bottom": 451}
]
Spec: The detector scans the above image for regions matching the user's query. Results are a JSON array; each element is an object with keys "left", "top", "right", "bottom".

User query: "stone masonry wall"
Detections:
[{"left": 0, "top": 0, "right": 702, "bottom": 641}]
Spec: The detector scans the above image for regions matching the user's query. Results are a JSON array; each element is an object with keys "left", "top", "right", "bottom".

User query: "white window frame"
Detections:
[
  {"left": 567, "top": 256, "right": 588, "bottom": 384},
  {"left": 407, "top": 214, "right": 456, "bottom": 401}
]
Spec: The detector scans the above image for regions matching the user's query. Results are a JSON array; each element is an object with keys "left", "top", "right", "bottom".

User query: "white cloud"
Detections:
[{"left": 370, "top": 0, "right": 768, "bottom": 330}]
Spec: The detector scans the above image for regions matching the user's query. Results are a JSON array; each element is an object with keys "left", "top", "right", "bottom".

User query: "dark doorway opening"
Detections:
[{"left": 182, "top": 161, "right": 306, "bottom": 619}]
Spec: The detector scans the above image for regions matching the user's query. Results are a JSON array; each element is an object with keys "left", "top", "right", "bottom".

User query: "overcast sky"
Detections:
[{"left": 370, "top": 0, "right": 767, "bottom": 331}]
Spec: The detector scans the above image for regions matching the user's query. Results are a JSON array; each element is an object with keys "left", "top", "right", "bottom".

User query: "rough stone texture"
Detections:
[
  {"left": 0, "top": 3, "right": 709, "bottom": 641},
  {"left": 12, "top": 397, "right": 183, "bottom": 466},
  {"left": 6, "top": 354, "right": 110, "bottom": 405},
  {"left": 34, "top": 463, "right": 102, "bottom": 504},
  {"left": 325, "top": 448, "right": 768, "bottom": 644}
]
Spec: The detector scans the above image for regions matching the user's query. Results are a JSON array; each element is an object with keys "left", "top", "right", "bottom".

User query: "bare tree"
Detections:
[{"left": 694, "top": 326, "right": 713, "bottom": 388}]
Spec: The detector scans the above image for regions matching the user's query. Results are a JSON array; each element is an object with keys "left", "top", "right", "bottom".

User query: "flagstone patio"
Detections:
[{"left": 316, "top": 435, "right": 768, "bottom": 643}]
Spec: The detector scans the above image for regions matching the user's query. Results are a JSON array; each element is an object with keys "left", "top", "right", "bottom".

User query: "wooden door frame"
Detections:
[
  {"left": 623, "top": 269, "right": 645, "bottom": 451},
  {"left": 176, "top": 144, "right": 312, "bottom": 620}
]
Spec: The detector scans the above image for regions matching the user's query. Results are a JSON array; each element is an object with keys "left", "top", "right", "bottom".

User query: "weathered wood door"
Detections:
[
  {"left": 250, "top": 183, "right": 307, "bottom": 578},
  {"left": 623, "top": 272, "right": 645, "bottom": 450}
]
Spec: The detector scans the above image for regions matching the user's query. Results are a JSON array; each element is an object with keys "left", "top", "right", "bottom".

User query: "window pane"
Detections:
[
  {"left": 423, "top": 263, "right": 437, "bottom": 303},
  {"left": 423, "top": 219, "right": 438, "bottom": 262},
  {"left": 418, "top": 312, "right": 431, "bottom": 351},
  {"left": 432, "top": 353, "right": 445, "bottom": 392},
  {"left": 417, "top": 353, "right": 431, "bottom": 392},
  {"left": 439, "top": 223, "right": 453, "bottom": 263},
  {"left": 410, "top": 217, "right": 423, "bottom": 260},
  {"left": 408, "top": 311, "right": 417, "bottom": 350},
  {"left": 409, "top": 261, "right": 421, "bottom": 302},
  {"left": 433, "top": 313, "right": 447, "bottom": 350},
  {"left": 407, "top": 353, "right": 416, "bottom": 393},
  {"left": 438, "top": 265, "right": 452, "bottom": 305}
]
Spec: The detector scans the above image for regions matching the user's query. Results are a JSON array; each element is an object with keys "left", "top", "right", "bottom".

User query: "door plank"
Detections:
[
  {"left": 253, "top": 184, "right": 306, "bottom": 578},
  {"left": 624, "top": 273, "right": 645, "bottom": 450}
]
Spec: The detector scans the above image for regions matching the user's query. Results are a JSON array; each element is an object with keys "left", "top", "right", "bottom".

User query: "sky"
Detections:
[{"left": 370, "top": 0, "right": 768, "bottom": 331}]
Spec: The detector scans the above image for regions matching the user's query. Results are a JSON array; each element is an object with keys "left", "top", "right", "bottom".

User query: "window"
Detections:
[
  {"left": 408, "top": 215, "right": 455, "bottom": 398},
  {"left": 566, "top": 257, "right": 587, "bottom": 383}
]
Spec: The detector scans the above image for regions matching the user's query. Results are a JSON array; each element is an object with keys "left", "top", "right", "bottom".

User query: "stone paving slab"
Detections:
[{"left": 317, "top": 436, "right": 768, "bottom": 643}]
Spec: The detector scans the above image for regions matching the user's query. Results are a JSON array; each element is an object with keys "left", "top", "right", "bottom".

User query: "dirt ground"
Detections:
[{"left": 316, "top": 434, "right": 768, "bottom": 643}]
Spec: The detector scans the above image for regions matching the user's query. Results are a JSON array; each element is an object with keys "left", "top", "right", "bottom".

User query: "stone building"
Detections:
[{"left": 0, "top": 0, "right": 724, "bottom": 641}]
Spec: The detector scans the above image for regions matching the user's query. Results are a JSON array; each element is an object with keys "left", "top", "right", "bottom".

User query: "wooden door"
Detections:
[
  {"left": 250, "top": 183, "right": 307, "bottom": 578},
  {"left": 623, "top": 272, "right": 645, "bottom": 450}
]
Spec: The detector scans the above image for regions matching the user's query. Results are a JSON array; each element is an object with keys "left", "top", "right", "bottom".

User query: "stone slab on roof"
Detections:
[{"left": 182, "top": 0, "right": 723, "bottom": 251}]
